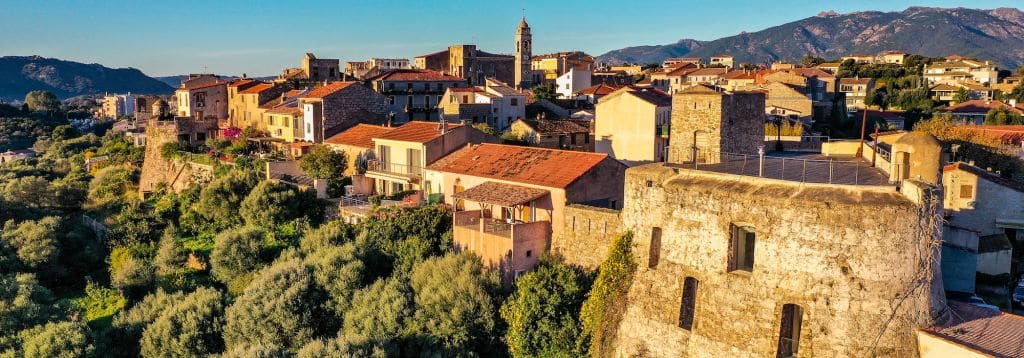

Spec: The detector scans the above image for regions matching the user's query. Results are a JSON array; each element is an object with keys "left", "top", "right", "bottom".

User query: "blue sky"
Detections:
[{"left": 0, "top": 0, "right": 1019, "bottom": 76}]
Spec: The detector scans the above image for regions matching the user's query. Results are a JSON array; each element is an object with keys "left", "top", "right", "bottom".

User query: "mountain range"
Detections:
[
  {"left": 597, "top": 7, "right": 1024, "bottom": 69},
  {"left": 0, "top": 56, "right": 173, "bottom": 102}
]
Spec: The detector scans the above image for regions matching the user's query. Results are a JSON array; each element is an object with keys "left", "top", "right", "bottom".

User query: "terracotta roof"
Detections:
[
  {"left": 688, "top": 68, "right": 728, "bottom": 76},
  {"left": 722, "top": 71, "right": 757, "bottom": 80},
  {"left": 664, "top": 66, "right": 699, "bottom": 77},
  {"left": 180, "top": 81, "right": 227, "bottom": 91},
  {"left": 301, "top": 82, "right": 358, "bottom": 99},
  {"left": 227, "top": 78, "right": 257, "bottom": 88},
  {"left": 368, "top": 69, "right": 463, "bottom": 82},
  {"left": 238, "top": 83, "right": 275, "bottom": 95},
  {"left": 449, "top": 87, "right": 484, "bottom": 93},
  {"left": 516, "top": 118, "right": 589, "bottom": 135},
  {"left": 786, "top": 68, "right": 834, "bottom": 79},
  {"left": 922, "top": 301, "right": 1024, "bottom": 357},
  {"left": 427, "top": 143, "right": 611, "bottom": 188},
  {"left": 947, "top": 100, "right": 1023, "bottom": 114},
  {"left": 265, "top": 106, "right": 302, "bottom": 116},
  {"left": 376, "top": 121, "right": 461, "bottom": 143},
  {"left": 959, "top": 125, "right": 1024, "bottom": 146},
  {"left": 452, "top": 181, "right": 550, "bottom": 207},
  {"left": 840, "top": 77, "right": 873, "bottom": 85},
  {"left": 944, "top": 162, "right": 1024, "bottom": 193},
  {"left": 624, "top": 86, "right": 671, "bottom": 106},
  {"left": 930, "top": 84, "right": 961, "bottom": 91},
  {"left": 577, "top": 84, "right": 620, "bottom": 95},
  {"left": 324, "top": 124, "right": 395, "bottom": 148}
]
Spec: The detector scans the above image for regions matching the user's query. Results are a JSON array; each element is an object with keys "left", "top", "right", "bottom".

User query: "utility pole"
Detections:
[{"left": 856, "top": 107, "right": 868, "bottom": 157}]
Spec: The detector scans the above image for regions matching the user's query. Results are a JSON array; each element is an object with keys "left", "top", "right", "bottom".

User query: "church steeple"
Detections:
[{"left": 514, "top": 16, "right": 533, "bottom": 89}]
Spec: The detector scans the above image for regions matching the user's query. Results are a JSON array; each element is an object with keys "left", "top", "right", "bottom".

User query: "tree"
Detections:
[
  {"left": 1007, "top": 83, "right": 1024, "bottom": 104},
  {"left": 210, "top": 226, "right": 269, "bottom": 292},
  {"left": 801, "top": 55, "right": 825, "bottom": 68},
  {"left": 220, "top": 344, "right": 290, "bottom": 358},
  {"left": 342, "top": 278, "right": 412, "bottom": 348},
  {"left": 51, "top": 125, "right": 78, "bottom": 141},
  {"left": 985, "top": 107, "right": 1023, "bottom": 125},
  {"left": 191, "top": 170, "right": 259, "bottom": 230},
  {"left": 407, "top": 253, "right": 500, "bottom": 354},
  {"left": 304, "top": 243, "right": 364, "bottom": 316},
  {"left": 140, "top": 287, "right": 226, "bottom": 357},
  {"left": 240, "top": 180, "right": 321, "bottom": 227},
  {"left": 111, "top": 290, "right": 186, "bottom": 357},
  {"left": 19, "top": 321, "right": 94, "bottom": 358},
  {"left": 953, "top": 87, "right": 971, "bottom": 104},
  {"left": 223, "top": 255, "right": 330, "bottom": 350},
  {"left": 107, "top": 201, "right": 162, "bottom": 248},
  {"left": 0, "top": 273, "right": 56, "bottom": 351},
  {"left": 153, "top": 228, "right": 186, "bottom": 277},
  {"left": 501, "top": 255, "right": 592, "bottom": 358},
  {"left": 299, "top": 145, "right": 348, "bottom": 179},
  {"left": 1, "top": 217, "right": 60, "bottom": 268},
  {"left": 109, "top": 247, "right": 155, "bottom": 297},
  {"left": 24, "top": 91, "right": 60, "bottom": 113},
  {"left": 579, "top": 231, "right": 637, "bottom": 357},
  {"left": 297, "top": 337, "right": 387, "bottom": 358},
  {"left": 532, "top": 83, "right": 557, "bottom": 100}
]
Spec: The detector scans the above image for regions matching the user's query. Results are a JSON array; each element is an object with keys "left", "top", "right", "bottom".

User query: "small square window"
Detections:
[{"left": 525, "top": 250, "right": 532, "bottom": 258}]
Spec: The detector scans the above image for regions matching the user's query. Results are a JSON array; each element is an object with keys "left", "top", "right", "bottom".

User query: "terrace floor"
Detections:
[{"left": 672, "top": 151, "right": 892, "bottom": 186}]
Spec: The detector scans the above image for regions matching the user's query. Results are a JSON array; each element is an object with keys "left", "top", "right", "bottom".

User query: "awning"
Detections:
[{"left": 452, "top": 181, "right": 549, "bottom": 207}]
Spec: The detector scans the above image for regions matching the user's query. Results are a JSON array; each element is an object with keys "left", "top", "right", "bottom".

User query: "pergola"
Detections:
[{"left": 452, "top": 181, "right": 549, "bottom": 222}]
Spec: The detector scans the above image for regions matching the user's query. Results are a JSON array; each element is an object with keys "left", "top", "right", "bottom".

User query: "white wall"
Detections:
[{"left": 556, "top": 69, "right": 591, "bottom": 99}]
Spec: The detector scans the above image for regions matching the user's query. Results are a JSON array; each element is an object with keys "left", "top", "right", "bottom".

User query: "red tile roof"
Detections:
[
  {"left": 922, "top": 301, "right": 1024, "bottom": 357},
  {"left": 180, "top": 81, "right": 227, "bottom": 91},
  {"left": 227, "top": 78, "right": 257, "bottom": 88},
  {"left": 368, "top": 69, "right": 463, "bottom": 82},
  {"left": 449, "top": 87, "right": 484, "bottom": 93},
  {"left": 324, "top": 124, "right": 395, "bottom": 148},
  {"left": 959, "top": 125, "right": 1024, "bottom": 145},
  {"left": 785, "top": 68, "right": 834, "bottom": 79},
  {"left": 947, "top": 100, "right": 1024, "bottom": 114},
  {"left": 577, "top": 84, "right": 620, "bottom": 95},
  {"left": 376, "top": 121, "right": 461, "bottom": 143},
  {"left": 688, "top": 68, "right": 729, "bottom": 76},
  {"left": 301, "top": 82, "right": 358, "bottom": 99},
  {"left": 238, "top": 83, "right": 275, "bottom": 95},
  {"left": 428, "top": 143, "right": 611, "bottom": 188}
]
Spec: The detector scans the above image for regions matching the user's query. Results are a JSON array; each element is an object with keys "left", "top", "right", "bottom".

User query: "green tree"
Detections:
[
  {"left": 800, "top": 55, "right": 825, "bottom": 68},
  {"left": 1, "top": 217, "right": 60, "bottom": 268},
  {"left": 299, "top": 145, "right": 348, "bottom": 179},
  {"left": 240, "top": 180, "right": 321, "bottom": 227},
  {"left": 407, "top": 253, "right": 500, "bottom": 355},
  {"left": 501, "top": 255, "right": 592, "bottom": 358},
  {"left": 110, "top": 290, "right": 185, "bottom": 357},
  {"left": 153, "top": 228, "right": 186, "bottom": 277},
  {"left": 953, "top": 87, "right": 971, "bottom": 103},
  {"left": 985, "top": 107, "right": 1023, "bottom": 125},
  {"left": 0, "top": 273, "right": 56, "bottom": 351},
  {"left": 223, "top": 255, "right": 329, "bottom": 350},
  {"left": 24, "top": 90, "right": 60, "bottom": 113},
  {"left": 342, "top": 278, "right": 412, "bottom": 349},
  {"left": 532, "top": 83, "right": 557, "bottom": 100},
  {"left": 220, "top": 344, "right": 290, "bottom": 358},
  {"left": 304, "top": 243, "right": 364, "bottom": 316},
  {"left": 140, "top": 287, "right": 226, "bottom": 357},
  {"left": 107, "top": 201, "right": 162, "bottom": 248},
  {"left": 297, "top": 337, "right": 387, "bottom": 358},
  {"left": 191, "top": 170, "right": 259, "bottom": 230},
  {"left": 579, "top": 231, "right": 637, "bottom": 357},
  {"left": 19, "top": 321, "right": 94, "bottom": 358},
  {"left": 109, "top": 247, "right": 155, "bottom": 297},
  {"left": 51, "top": 125, "right": 78, "bottom": 141},
  {"left": 210, "top": 226, "right": 269, "bottom": 292},
  {"left": 471, "top": 122, "right": 500, "bottom": 136}
]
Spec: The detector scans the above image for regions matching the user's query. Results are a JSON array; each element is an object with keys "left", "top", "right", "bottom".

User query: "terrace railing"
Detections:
[{"left": 683, "top": 148, "right": 888, "bottom": 186}]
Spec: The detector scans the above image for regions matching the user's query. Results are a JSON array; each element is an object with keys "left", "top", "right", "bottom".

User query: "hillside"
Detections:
[
  {"left": 597, "top": 7, "right": 1024, "bottom": 69},
  {"left": 0, "top": 55, "right": 173, "bottom": 102}
]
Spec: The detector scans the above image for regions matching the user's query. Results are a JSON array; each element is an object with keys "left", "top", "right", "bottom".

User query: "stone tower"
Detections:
[
  {"left": 668, "top": 84, "right": 765, "bottom": 164},
  {"left": 514, "top": 16, "right": 532, "bottom": 89}
]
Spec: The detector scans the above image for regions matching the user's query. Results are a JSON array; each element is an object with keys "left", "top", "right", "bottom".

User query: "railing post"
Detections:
[
  {"left": 828, "top": 159, "right": 834, "bottom": 184},
  {"left": 781, "top": 158, "right": 786, "bottom": 180},
  {"left": 757, "top": 146, "right": 765, "bottom": 177},
  {"left": 801, "top": 159, "right": 807, "bottom": 182},
  {"left": 692, "top": 146, "right": 698, "bottom": 169}
]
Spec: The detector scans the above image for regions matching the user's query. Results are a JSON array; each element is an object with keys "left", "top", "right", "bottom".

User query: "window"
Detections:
[
  {"left": 511, "top": 98, "right": 519, "bottom": 106},
  {"left": 776, "top": 304, "right": 803, "bottom": 358},
  {"left": 960, "top": 184, "right": 974, "bottom": 199},
  {"left": 678, "top": 277, "right": 698, "bottom": 330},
  {"left": 526, "top": 250, "right": 532, "bottom": 258},
  {"left": 729, "top": 225, "right": 756, "bottom": 272},
  {"left": 648, "top": 227, "right": 662, "bottom": 269},
  {"left": 462, "top": 95, "right": 469, "bottom": 103},
  {"left": 194, "top": 92, "right": 206, "bottom": 107}
]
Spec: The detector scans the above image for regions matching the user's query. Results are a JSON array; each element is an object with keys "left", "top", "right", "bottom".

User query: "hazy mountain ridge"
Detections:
[
  {"left": 0, "top": 55, "right": 173, "bottom": 102},
  {"left": 597, "top": 7, "right": 1024, "bottom": 69}
]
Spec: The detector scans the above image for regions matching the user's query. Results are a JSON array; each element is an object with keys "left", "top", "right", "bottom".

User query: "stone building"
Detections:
[
  {"left": 509, "top": 118, "right": 592, "bottom": 151},
  {"left": 514, "top": 17, "right": 533, "bottom": 88},
  {"left": 301, "top": 52, "right": 340, "bottom": 82},
  {"left": 667, "top": 84, "right": 765, "bottom": 164},
  {"left": 297, "top": 82, "right": 388, "bottom": 143},
  {"left": 227, "top": 80, "right": 289, "bottom": 131},
  {"left": 368, "top": 69, "right": 467, "bottom": 123},
  {"left": 437, "top": 78, "right": 525, "bottom": 130},
  {"left": 413, "top": 45, "right": 515, "bottom": 86},
  {"left": 174, "top": 75, "right": 229, "bottom": 128},
  {"left": 532, "top": 51, "right": 595, "bottom": 83}
]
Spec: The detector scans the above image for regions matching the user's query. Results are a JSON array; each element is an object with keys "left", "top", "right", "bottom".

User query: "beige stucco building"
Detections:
[{"left": 594, "top": 86, "right": 672, "bottom": 165}]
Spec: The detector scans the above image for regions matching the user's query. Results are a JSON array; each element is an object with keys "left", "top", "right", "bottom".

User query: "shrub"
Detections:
[{"left": 579, "top": 231, "right": 636, "bottom": 357}]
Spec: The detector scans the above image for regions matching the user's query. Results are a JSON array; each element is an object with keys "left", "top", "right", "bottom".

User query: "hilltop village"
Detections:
[{"left": 8, "top": 16, "right": 1024, "bottom": 357}]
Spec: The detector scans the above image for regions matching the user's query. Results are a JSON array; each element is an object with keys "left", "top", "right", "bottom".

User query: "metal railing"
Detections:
[
  {"left": 366, "top": 160, "right": 422, "bottom": 177},
  {"left": 685, "top": 148, "right": 887, "bottom": 186}
]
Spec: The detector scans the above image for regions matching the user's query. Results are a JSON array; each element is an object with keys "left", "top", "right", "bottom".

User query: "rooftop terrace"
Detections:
[{"left": 670, "top": 150, "right": 892, "bottom": 186}]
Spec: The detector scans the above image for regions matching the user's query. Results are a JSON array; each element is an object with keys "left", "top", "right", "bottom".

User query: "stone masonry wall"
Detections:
[
  {"left": 668, "top": 91, "right": 764, "bottom": 164},
  {"left": 323, "top": 84, "right": 388, "bottom": 137},
  {"left": 553, "top": 204, "right": 622, "bottom": 270},
  {"left": 139, "top": 121, "right": 215, "bottom": 197},
  {"left": 611, "top": 164, "right": 944, "bottom": 357}
]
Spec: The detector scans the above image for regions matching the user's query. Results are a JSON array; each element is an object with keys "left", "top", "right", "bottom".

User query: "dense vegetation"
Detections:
[{"left": 0, "top": 91, "right": 643, "bottom": 357}]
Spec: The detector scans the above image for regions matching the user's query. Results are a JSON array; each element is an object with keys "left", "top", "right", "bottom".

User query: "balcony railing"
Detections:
[
  {"left": 366, "top": 160, "right": 422, "bottom": 178},
  {"left": 453, "top": 212, "right": 551, "bottom": 240}
]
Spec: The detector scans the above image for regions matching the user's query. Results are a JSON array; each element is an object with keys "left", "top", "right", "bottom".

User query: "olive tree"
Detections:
[{"left": 140, "top": 287, "right": 227, "bottom": 357}]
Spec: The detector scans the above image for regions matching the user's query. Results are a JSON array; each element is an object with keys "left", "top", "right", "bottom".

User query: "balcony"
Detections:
[
  {"left": 365, "top": 160, "right": 422, "bottom": 183},
  {"left": 452, "top": 210, "right": 551, "bottom": 272}
]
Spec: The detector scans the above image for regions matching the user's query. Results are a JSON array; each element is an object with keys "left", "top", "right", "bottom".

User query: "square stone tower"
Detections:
[{"left": 668, "top": 84, "right": 765, "bottom": 164}]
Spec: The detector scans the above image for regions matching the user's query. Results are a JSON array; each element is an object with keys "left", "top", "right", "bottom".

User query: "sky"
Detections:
[{"left": 0, "top": 0, "right": 1020, "bottom": 77}]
